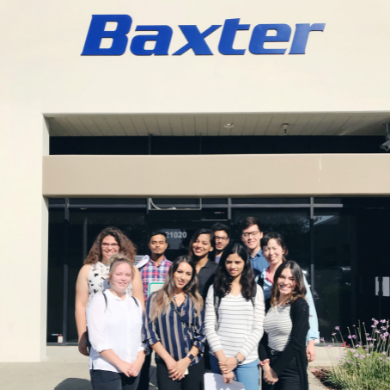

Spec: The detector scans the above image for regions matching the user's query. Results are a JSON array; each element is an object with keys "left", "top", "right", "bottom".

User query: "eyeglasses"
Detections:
[
  {"left": 241, "top": 231, "right": 260, "bottom": 238},
  {"left": 101, "top": 243, "right": 119, "bottom": 248},
  {"left": 215, "top": 236, "right": 229, "bottom": 241}
]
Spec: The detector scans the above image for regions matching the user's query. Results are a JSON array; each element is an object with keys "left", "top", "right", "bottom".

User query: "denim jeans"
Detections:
[{"left": 209, "top": 354, "right": 259, "bottom": 390}]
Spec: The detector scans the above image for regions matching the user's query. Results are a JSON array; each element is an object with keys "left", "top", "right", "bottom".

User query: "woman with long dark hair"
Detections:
[
  {"left": 204, "top": 243, "right": 265, "bottom": 390},
  {"left": 258, "top": 232, "right": 319, "bottom": 363},
  {"left": 144, "top": 256, "right": 206, "bottom": 390},
  {"left": 188, "top": 228, "right": 217, "bottom": 299},
  {"left": 259, "top": 261, "right": 309, "bottom": 390},
  {"left": 75, "top": 226, "right": 144, "bottom": 356}
]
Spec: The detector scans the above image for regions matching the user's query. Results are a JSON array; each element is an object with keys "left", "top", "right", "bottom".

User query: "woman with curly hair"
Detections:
[
  {"left": 259, "top": 261, "right": 309, "bottom": 390},
  {"left": 204, "top": 243, "right": 265, "bottom": 390},
  {"left": 144, "top": 255, "right": 206, "bottom": 390},
  {"left": 75, "top": 226, "right": 144, "bottom": 356}
]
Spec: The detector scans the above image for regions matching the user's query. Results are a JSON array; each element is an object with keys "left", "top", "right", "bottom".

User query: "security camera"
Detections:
[{"left": 380, "top": 140, "right": 390, "bottom": 152}]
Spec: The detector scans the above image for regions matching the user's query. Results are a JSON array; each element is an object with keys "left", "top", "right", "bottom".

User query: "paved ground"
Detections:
[{"left": 0, "top": 346, "right": 330, "bottom": 389}]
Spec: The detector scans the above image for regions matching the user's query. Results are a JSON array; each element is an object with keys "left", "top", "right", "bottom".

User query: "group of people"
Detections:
[{"left": 75, "top": 217, "right": 319, "bottom": 390}]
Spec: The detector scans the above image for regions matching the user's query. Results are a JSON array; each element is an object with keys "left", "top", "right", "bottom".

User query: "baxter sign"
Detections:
[{"left": 81, "top": 16, "right": 325, "bottom": 56}]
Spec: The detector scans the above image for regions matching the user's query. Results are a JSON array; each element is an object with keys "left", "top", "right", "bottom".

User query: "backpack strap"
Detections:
[
  {"left": 214, "top": 293, "right": 221, "bottom": 332},
  {"left": 103, "top": 291, "right": 108, "bottom": 311},
  {"left": 132, "top": 296, "right": 139, "bottom": 307}
]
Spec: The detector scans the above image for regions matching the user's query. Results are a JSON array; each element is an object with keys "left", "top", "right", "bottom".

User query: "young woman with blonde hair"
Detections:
[
  {"left": 75, "top": 227, "right": 144, "bottom": 356},
  {"left": 259, "top": 261, "right": 309, "bottom": 390},
  {"left": 87, "top": 254, "right": 145, "bottom": 390},
  {"left": 144, "top": 255, "right": 206, "bottom": 390}
]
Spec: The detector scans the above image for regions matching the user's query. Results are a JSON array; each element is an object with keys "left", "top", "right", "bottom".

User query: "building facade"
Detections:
[{"left": 1, "top": 0, "right": 390, "bottom": 362}]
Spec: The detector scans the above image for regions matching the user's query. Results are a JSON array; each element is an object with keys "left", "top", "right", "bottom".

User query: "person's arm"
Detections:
[
  {"left": 86, "top": 293, "right": 132, "bottom": 376},
  {"left": 303, "top": 276, "right": 319, "bottom": 361},
  {"left": 271, "top": 298, "right": 309, "bottom": 376},
  {"left": 170, "top": 303, "right": 206, "bottom": 380},
  {"left": 128, "top": 350, "right": 146, "bottom": 377},
  {"left": 238, "top": 285, "right": 265, "bottom": 359},
  {"left": 203, "top": 285, "right": 224, "bottom": 354},
  {"left": 132, "top": 267, "right": 145, "bottom": 310},
  {"left": 75, "top": 265, "right": 90, "bottom": 356}
]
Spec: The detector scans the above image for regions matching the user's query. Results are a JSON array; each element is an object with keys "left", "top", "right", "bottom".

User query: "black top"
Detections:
[
  {"left": 259, "top": 297, "right": 309, "bottom": 390},
  {"left": 197, "top": 259, "right": 218, "bottom": 300}
]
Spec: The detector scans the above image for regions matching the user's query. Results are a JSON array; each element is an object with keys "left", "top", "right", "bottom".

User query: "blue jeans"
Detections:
[{"left": 209, "top": 354, "right": 259, "bottom": 390}]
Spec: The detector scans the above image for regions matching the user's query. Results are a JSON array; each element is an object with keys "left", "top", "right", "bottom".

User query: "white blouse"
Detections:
[{"left": 86, "top": 290, "right": 144, "bottom": 372}]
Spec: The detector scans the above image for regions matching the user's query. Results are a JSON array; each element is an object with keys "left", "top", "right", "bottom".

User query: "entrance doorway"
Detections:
[{"left": 47, "top": 197, "right": 390, "bottom": 344}]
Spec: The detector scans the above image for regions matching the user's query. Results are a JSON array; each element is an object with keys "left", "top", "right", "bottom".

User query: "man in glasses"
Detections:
[
  {"left": 240, "top": 216, "right": 268, "bottom": 274},
  {"left": 211, "top": 222, "right": 230, "bottom": 264}
]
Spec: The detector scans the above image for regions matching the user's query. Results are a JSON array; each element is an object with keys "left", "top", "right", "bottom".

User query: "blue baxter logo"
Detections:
[{"left": 81, "top": 16, "right": 325, "bottom": 56}]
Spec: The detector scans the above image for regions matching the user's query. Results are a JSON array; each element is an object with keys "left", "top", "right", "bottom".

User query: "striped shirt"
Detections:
[
  {"left": 204, "top": 285, "right": 265, "bottom": 364},
  {"left": 139, "top": 257, "right": 172, "bottom": 301},
  {"left": 264, "top": 304, "right": 292, "bottom": 352},
  {"left": 143, "top": 293, "right": 206, "bottom": 366}
]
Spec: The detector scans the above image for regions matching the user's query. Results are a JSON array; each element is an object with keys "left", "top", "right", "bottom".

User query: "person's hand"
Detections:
[
  {"left": 169, "top": 357, "right": 191, "bottom": 381},
  {"left": 165, "top": 357, "right": 177, "bottom": 372},
  {"left": 222, "top": 371, "right": 234, "bottom": 384},
  {"left": 117, "top": 361, "right": 132, "bottom": 377},
  {"left": 78, "top": 333, "right": 89, "bottom": 357},
  {"left": 219, "top": 356, "right": 237, "bottom": 373},
  {"left": 128, "top": 356, "right": 145, "bottom": 377},
  {"left": 263, "top": 366, "right": 278, "bottom": 385},
  {"left": 306, "top": 340, "right": 316, "bottom": 362}
]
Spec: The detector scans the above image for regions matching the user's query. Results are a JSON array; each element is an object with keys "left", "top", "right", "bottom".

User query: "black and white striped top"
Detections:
[
  {"left": 204, "top": 285, "right": 265, "bottom": 364},
  {"left": 263, "top": 304, "right": 292, "bottom": 352}
]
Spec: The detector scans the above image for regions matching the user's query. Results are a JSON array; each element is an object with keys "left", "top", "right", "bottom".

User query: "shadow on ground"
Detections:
[{"left": 54, "top": 378, "right": 92, "bottom": 390}]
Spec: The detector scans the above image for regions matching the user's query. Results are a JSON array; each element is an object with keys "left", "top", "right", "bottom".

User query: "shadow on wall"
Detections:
[{"left": 54, "top": 378, "right": 91, "bottom": 390}]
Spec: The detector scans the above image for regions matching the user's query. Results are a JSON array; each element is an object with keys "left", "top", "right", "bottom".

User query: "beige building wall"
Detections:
[
  {"left": 0, "top": 114, "right": 49, "bottom": 362},
  {"left": 44, "top": 154, "right": 390, "bottom": 197},
  {"left": 1, "top": 0, "right": 390, "bottom": 362}
]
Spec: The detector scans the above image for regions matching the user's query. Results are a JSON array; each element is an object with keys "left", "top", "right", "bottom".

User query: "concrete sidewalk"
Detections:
[{"left": 0, "top": 347, "right": 329, "bottom": 389}]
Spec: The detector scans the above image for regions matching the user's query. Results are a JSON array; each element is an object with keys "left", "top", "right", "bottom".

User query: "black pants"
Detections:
[
  {"left": 137, "top": 351, "right": 152, "bottom": 390},
  {"left": 90, "top": 369, "right": 140, "bottom": 390},
  {"left": 262, "top": 355, "right": 301, "bottom": 390},
  {"left": 156, "top": 358, "right": 205, "bottom": 390}
]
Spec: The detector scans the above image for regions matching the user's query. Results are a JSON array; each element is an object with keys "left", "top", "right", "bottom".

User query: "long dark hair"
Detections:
[
  {"left": 270, "top": 261, "right": 306, "bottom": 307},
  {"left": 214, "top": 243, "right": 256, "bottom": 300},
  {"left": 150, "top": 256, "right": 203, "bottom": 321},
  {"left": 188, "top": 228, "right": 215, "bottom": 262}
]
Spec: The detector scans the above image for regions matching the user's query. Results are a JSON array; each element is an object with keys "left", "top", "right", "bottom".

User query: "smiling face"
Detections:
[
  {"left": 241, "top": 224, "right": 263, "bottom": 251},
  {"left": 109, "top": 262, "right": 132, "bottom": 294},
  {"left": 262, "top": 238, "right": 285, "bottom": 267},
  {"left": 173, "top": 262, "right": 193, "bottom": 291},
  {"left": 101, "top": 235, "right": 120, "bottom": 262},
  {"left": 277, "top": 267, "right": 296, "bottom": 299},
  {"left": 225, "top": 253, "right": 245, "bottom": 280},
  {"left": 192, "top": 234, "right": 213, "bottom": 259}
]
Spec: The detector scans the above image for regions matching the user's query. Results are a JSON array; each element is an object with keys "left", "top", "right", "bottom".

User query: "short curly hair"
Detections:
[{"left": 84, "top": 226, "right": 137, "bottom": 265}]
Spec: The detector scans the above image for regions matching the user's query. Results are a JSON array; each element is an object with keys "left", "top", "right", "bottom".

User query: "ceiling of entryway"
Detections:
[{"left": 47, "top": 112, "right": 390, "bottom": 137}]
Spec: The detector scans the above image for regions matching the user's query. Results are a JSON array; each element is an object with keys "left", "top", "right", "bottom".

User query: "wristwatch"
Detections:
[
  {"left": 187, "top": 353, "right": 195, "bottom": 362},
  {"left": 235, "top": 355, "right": 244, "bottom": 365}
]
